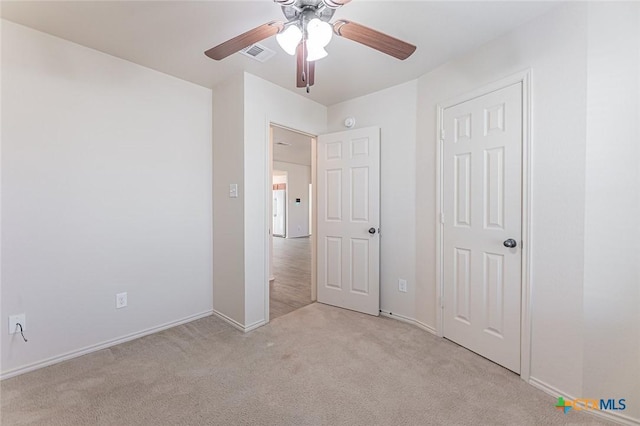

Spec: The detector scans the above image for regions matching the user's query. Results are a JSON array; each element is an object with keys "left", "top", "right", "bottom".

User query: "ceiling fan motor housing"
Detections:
[{"left": 280, "top": 0, "right": 336, "bottom": 23}]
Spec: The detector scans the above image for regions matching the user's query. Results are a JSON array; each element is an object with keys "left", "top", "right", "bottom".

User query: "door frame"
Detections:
[
  {"left": 265, "top": 122, "right": 318, "bottom": 324},
  {"left": 435, "top": 69, "right": 532, "bottom": 381}
]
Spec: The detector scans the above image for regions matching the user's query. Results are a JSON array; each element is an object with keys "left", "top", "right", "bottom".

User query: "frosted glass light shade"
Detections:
[
  {"left": 307, "top": 18, "right": 332, "bottom": 48},
  {"left": 306, "top": 43, "right": 328, "bottom": 61},
  {"left": 276, "top": 25, "right": 302, "bottom": 55}
]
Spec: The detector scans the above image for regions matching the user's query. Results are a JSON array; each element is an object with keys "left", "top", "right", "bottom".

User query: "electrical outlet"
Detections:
[
  {"left": 398, "top": 279, "right": 408, "bottom": 293},
  {"left": 8, "top": 314, "right": 26, "bottom": 334},
  {"left": 116, "top": 292, "right": 127, "bottom": 309}
]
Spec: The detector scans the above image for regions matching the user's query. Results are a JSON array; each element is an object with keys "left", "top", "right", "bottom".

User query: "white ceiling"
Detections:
[
  {"left": 272, "top": 126, "right": 312, "bottom": 166},
  {"left": 0, "top": 1, "right": 560, "bottom": 106}
]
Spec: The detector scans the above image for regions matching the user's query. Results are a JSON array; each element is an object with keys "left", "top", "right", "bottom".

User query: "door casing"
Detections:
[
  {"left": 266, "top": 122, "right": 318, "bottom": 324},
  {"left": 435, "top": 69, "right": 532, "bottom": 381}
]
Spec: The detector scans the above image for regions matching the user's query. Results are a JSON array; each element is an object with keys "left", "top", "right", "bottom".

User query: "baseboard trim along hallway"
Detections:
[
  {"left": 212, "top": 309, "right": 266, "bottom": 333},
  {"left": 379, "top": 310, "right": 438, "bottom": 336}
]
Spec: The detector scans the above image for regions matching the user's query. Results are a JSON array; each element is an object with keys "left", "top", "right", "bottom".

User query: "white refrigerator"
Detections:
[{"left": 273, "top": 189, "right": 286, "bottom": 237}]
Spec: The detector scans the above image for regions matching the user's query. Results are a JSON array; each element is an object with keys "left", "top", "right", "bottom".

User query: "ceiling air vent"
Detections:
[{"left": 240, "top": 43, "right": 276, "bottom": 62}]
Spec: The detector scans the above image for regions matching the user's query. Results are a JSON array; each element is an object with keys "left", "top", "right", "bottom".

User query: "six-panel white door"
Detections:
[
  {"left": 317, "top": 127, "right": 380, "bottom": 316},
  {"left": 442, "top": 83, "right": 523, "bottom": 373}
]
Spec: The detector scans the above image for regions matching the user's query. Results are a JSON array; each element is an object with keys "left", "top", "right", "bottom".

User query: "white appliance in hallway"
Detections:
[
  {"left": 442, "top": 82, "right": 523, "bottom": 373},
  {"left": 273, "top": 187, "right": 286, "bottom": 237}
]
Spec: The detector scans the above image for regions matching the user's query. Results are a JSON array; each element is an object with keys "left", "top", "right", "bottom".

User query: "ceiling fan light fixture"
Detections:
[
  {"left": 307, "top": 18, "right": 333, "bottom": 48},
  {"left": 276, "top": 25, "right": 302, "bottom": 55},
  {"left": 306, "top": 43, "right": 328, "bottom": 62},
  {"left": 205, "top": 0, "right": 416, "bottom": 91}
]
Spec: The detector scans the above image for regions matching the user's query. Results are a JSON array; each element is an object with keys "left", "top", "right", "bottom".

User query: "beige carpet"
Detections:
[{"left": 1, "top": 303, "right": 607, "bottom": 425}]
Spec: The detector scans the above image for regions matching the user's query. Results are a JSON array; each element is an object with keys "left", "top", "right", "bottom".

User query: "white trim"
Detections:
[
  {"left": 529, "top": 377, "right": 639, "bottom": 426},
  {"left": 435, "top": 69, "right": 533, "bottom": 380},
  {"left": 435, "top": 108, "right": 444, "bottom": 338},
  {"left": 212, "top": 309, "right": 245, "bottom": 331},
  {"left": 265, "top": 120, "right": 273, "bottom": 324},
  {"left": 244, "top": 319, "right": 267, "bottom": 332},
  {"left": 519, "top": 70, "right": 533, "bottom": 382},
  {"left": 310, "top": 137, "right": 318, "bottom": 302},
  {"left": 528, "top": 376, "right": 577, "bottom": 404},
  {"left": 380, "top": 310, "right": 437, "bottom": 335},
  {"left": 0, "top": 310, "right": 213, "bottom": 380},
  {"left": 211, "top": 309, "right": 266, "bottom": 333}
]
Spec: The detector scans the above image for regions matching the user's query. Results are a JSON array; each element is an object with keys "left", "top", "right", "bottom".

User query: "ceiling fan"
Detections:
[{"left": 204, "top": 0, "right": 416, "bottom": 93}]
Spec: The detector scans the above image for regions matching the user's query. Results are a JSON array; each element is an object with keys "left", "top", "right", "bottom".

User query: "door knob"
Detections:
[
  {"left": 368, "top": 227, "right": 376, "bottom": 235},
  {"left": 503, "top": 238, "right": 517, "bottom": 248}
]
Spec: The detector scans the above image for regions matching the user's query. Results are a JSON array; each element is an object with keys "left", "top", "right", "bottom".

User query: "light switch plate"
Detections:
[
  {"left": 399, "top": 279, "right": 408, "bottom": 293},
  {"left": 229, "top": 184, "right": 238, "bottom": 198}
]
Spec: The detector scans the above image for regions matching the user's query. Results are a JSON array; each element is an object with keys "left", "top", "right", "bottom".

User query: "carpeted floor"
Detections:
[{"left": 1, "top": 303, "right": 607, "bottom": 425}]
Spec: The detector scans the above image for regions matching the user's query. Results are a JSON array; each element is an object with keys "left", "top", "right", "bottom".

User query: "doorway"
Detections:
[
  {"left": 269, "top": 125, "right": 315, "bottom": 320},
  {"left": 436, "top": 71, "right": 532, "bottom": 378}
]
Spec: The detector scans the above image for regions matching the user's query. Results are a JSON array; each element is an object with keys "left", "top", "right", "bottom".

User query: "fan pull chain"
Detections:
[
  {"left": 306, "top": 57, "right": 310, "bottom": 93},
  {"left": 301, "top": 39, "right": 307, "bottom": 83},
  {"left": 302, "top": 18, "right": 310, "bottom": 93},
  {"left": 303, "top": 40, "right": 310, "bottom": 93}
]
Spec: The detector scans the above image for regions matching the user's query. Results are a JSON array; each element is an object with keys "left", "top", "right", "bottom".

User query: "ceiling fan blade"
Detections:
[
  {"left": 323, "top": 0, "right": 352, "bottom": 7},
  {"left": 333, "top": 20, "right": 416, "bottom": 60},
  {"left": 205, "top": 21, "right": 284, "bottom": 60},
  {"left": 296, "top": 42, "right": 315, "bottom": 88}
]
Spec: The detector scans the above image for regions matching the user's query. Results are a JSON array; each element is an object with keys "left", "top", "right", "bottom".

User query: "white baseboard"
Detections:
[
  {"left": 244, "top": 319, "right": 266, "bottom": 332},
  {"left": 0, "top": 309, "right": 214, "bottom": 380},
  {"left": 211, "top": 309, "right": 266, "bottom": 333},
  {"left": 211, "top": 309, "right": 245, "bottom": 331},
  {"left": 529, "top": 376, "right": 639, "bottom": 426},
  {"left": 380, "top": 310, "right": 438, "bottom": 335}
]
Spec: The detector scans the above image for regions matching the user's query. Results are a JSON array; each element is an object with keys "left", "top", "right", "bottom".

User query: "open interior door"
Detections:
[{"left": 317, "top": 126, "right": 380, "bottom": 316}]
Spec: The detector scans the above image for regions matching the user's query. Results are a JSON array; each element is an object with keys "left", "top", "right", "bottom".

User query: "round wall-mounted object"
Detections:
[{"left": 344, "top": 117, "right": 356, "bottom": 128}]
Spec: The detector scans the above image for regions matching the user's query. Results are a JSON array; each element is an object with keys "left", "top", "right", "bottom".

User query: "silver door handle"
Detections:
[{"left": 503, "top": 239, "right": 517, "bottom": 248}]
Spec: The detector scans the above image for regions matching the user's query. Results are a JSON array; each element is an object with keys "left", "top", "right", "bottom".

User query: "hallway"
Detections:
[{"left": 270, "top": 236, "right": 312, "bottom": 320}]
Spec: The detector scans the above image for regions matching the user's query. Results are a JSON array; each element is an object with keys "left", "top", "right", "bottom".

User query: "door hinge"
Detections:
[
  {"left": 440, "top": 129, "right": 445, "bottom": 141},
  {"left": 440, "top": 296, "right": 445, "bottom": 309},
  {"left": 440, "top": 213, "right": 445, "bottom": 224}
]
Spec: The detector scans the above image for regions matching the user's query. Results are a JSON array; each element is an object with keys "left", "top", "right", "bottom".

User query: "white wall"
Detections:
[
  {"left": 326, "top": 4, "right": 640, "bottom": 417},
  {"left": 1, "top": 21, "right": 213, "bottom": 376},
  {"left": 273, "top": 161, "right": 311, "bottom": 239},
  {"left": 327, "top": 81, "right": 418, "bottom": 324},
  {"left": 410, "top": 3, "right": 640, "bottom": 420},
  {"left": 212, "top": 74, "right": 245, "bottom": 326},
  {"left": 415, "top": 4, "right": 589, "bottom": 397},
  {"left": 582, "top": 2, "right": 640, "bottom": 421},
  {"left": 243, "top": 73, "right": 326, "bottom": 327},
  {"left": 272, "top": 174, "right": 287, "bottom": 185}
]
